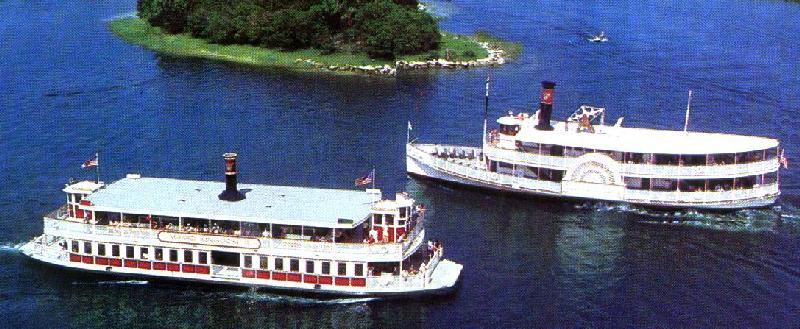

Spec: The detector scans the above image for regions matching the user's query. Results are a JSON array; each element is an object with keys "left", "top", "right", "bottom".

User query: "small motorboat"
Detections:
[{"left": 588, "top": 31, "right": 608, "bottom": 43}]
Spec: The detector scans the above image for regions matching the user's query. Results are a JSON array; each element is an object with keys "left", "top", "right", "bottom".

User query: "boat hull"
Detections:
[
  {"left": 406, "top": 144, "right": 778, "bottom": 210},
  {"left": 19, "top": 237, "right": 462, "bottom": 298}
]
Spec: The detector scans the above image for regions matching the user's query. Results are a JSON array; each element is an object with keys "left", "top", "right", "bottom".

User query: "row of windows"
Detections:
[
  {"left": 490, "top": 161, "right": 565, "bottom": 182},
  {"left": 69, "top": 240, "right": 208, "bottom": 264},
  {"left": 514, "top": 142, "right": 778, "bottom": 165},
  {"left": 623, "top": 173, "right": 777, "bottom": 192},
  {"left": 68, "top": 240, "right": 367, "bottom": 277},
  {"left": 242, "top": 255, "right": 365, "bottom": 277}
]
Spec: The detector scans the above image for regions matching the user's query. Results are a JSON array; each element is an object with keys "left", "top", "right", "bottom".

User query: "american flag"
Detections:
[
  {"left": 81, "top": 153, "right": 98, "bottom": 168},
  {"left": 779, "top": 149, "right": 789, "bottom": 169},
  {"left": 354, "top": 170, "right": 374, "bottom": 186}
]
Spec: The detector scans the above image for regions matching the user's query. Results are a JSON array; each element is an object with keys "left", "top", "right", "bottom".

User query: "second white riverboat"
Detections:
[
  {"left": 407, "top": 80, "right": 787, "bottom": 209},
  {"left": 21, "top": 153, "right": 461, "bottom": 296}
]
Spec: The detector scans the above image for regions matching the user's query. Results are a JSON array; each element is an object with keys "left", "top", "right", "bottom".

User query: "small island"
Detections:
[{"left": 109, "top": 0, "right": 520, "bottom": 75}]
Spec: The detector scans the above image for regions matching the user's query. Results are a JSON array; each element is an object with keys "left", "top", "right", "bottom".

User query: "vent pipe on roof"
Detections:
[
  {"left": 535, "top": 81, "right": 556, "bottom": 131},
  {"left": 219, "top": 152, "right": 245, "bottom": 201}
]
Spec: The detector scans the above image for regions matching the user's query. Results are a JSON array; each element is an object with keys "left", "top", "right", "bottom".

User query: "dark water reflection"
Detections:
[{"left": 2, "top": 0, "right": 800, "bottom": 328}]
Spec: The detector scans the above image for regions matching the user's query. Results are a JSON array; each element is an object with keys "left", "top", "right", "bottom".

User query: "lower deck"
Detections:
[{"left": 20, "top": 234, "right": 461, "bottom": 296}]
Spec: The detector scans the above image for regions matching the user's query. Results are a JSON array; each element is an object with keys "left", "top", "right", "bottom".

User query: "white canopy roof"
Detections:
[
  {"left": 513, "top": 121, "right": 778, "bottom": 155},
  {"left": 82, "top": 177, "right": 382, "bottom": 228}
]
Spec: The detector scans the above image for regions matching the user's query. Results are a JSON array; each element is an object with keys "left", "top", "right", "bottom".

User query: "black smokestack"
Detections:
[
  {"left": 536, "top": 81, "right": 556, "bottom": 131},
  {"left": 219, "top": 152, "right": 245, "bottom": 201}
]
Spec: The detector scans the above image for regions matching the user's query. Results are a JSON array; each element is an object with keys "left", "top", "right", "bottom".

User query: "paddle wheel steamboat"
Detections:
[
  {"left": 21, "top": 153, "right": 461, "bottom": 296},
  {"left": 407, "top": 80, "right": 786, "bottom": 209}
]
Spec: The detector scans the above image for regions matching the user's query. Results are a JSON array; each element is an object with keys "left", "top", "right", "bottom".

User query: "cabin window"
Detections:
[
  {"left": 654, "top": 154, "right": 679, "bottom": 165},
  {"left": 126, "top": 246, "right": 134, "bottom": 258},
  {"left": 763, "top": 172, "right": 777, "bottom": 185},
  {"left": 155, "top": 248, "right": 163, "bottom": 261},
  {"left": 399, "top": 207, "right": 407, "bottom": 218},
  {"left": 708, "top": 153, "right": 735, "bottom": 165},
  {"left": 321, "top": 261, "right": 330, "bottom": 275},
  {"left": 112, "top": 244, "right": 120, "bottom": 257},
  {"left": 765, "top": 148, "right": 778, "bottom": 160},
  {"left": 275, "top": 257, "right": 284, "bottom": 271},
  {"left": 140, "top": 247, "right": 149, "bottom": 260},
  {"left": 184, "top": 250, "right": 193, "bottom": 263},
  {"left": 71, "top": 240, "right": 79, "bottom": 253},
  {"left": 338, "top": 263, "right": 347, "bottom": 276},
  {"left": 83, "top": 241, "right": 92, "bottom": 255},
  {"left": 624, "top": 177, "right": 644, "bottom": 190},
  {"left": 290, "top": 259, "right": 299, "bottom": 272},
  {"left": 355, "top": 264, "right": 364, "bottom": 277},
  {"left": 198, "top": 252, "right": 208, "bottom": 264},
  {"left": 385, "top": 214, "right": 394, "bottom": 225},
  {"left": 682, "top": 155, "right": 706, "bottom": 166},
  {"left": 259, "top": 256, "right": 268, "bottom": 269},
  {"left": 499, "top": 124, "right": 520, "bottom": 136},
  {"left": 373, "top": 214, "right": 383, "bottom": 225},
  {"left": 652, "top": 178, "right": 676, "bottom": 191},
  {"left": 169, "top": 249, "right": 178, "bottom": 262},
  {"left": 243, "top": 255, "right": 252, "bottom": 268},
  {"left": 306, "top": 260, "right": 315, "bottom": 274},
  {"left": 624, "top": 152, "right": 645, "bottom": 164},
  {"left": 97, "top": 244, "right": 106, "bottom": 256},
  {"left": 241, "top": 222, "right": 260, "bottom": 237}
]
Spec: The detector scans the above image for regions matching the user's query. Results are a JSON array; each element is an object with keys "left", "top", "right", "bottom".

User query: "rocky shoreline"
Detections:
[{"left": 295, "top": 41, "right": 506, "bottom": 76}]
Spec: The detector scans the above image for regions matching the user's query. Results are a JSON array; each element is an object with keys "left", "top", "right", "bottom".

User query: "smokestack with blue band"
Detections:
[{"left": 536, "top": 81, "right": 556, "bottom": 131}]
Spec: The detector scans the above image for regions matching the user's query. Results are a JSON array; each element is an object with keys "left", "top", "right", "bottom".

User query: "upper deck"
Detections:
[
  {"left": 83, "top": 177, "right": 381, "bottom": 228},
  {"left": 501, "top": 117, "right": 779, "bottom": 155}
]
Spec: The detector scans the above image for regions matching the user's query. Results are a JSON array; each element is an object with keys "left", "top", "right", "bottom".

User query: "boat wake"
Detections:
[
  {"left": 72, "top": 280, "right": 149, "bottom": 286},
  {"left": 0, "top": 242, "right": 24, "bottom": 253},
  {"left": 102, "top": 12, "right": 137, "bottom": 22},
  {"left": 233, "top": 292, "right": 378, "bottom": 306},
  {"left": 573, "top": 201, "right": 796, "bottom": 232}
]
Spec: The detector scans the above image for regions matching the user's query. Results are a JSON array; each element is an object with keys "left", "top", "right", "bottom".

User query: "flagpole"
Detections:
[
  {"left": 95, "top": 151, "right": 100, "bottom": 184},
  {"left": 371, "top": 167, "right": 376, "bottom": 189},
  {"left": 483, "top": 74, "right": 490, "bottom": 149},
  {"left": 683, "top": 90, "right": 692, "bottom": 133},
  {"left": 407, "top": 121, "right": 411, "bottom": 144}
]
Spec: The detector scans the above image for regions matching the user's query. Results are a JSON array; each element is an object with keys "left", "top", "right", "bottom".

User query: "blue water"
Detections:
[{"left": 1, "top": 0, "right": 799, "bottom": 328}]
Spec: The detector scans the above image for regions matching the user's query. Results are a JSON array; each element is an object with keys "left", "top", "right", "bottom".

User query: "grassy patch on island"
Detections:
[{"left": 109, "top": 17, "right": 519, "bottom": 73}]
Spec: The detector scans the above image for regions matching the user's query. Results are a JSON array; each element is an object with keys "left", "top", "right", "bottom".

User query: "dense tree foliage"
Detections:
[{"left": 137, "top": 0, "right": 440, "bottom": 59}]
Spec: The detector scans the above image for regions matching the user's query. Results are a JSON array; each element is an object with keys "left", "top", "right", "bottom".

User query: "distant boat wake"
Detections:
[{"left": 72, "top": 280, "right": 149, "bottom": 285}]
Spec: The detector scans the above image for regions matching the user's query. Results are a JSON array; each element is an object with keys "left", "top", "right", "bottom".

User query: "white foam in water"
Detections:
[
  {"left": 234, "top": 292, "right": 378, "bottom": 305},
  {"left": 0, "top": 242, "right": 23, "bottom": 253},
  {"left": 102, "top": 12, "right": 137, "bottom": 22}
]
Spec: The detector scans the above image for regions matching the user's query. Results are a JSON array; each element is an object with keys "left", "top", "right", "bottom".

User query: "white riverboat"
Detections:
[
  {"left": 407, "top": 81, "right": 786, "bottom": 210},
  {"left": 21, "top": 153, "right": 461, "bottom": 296}
]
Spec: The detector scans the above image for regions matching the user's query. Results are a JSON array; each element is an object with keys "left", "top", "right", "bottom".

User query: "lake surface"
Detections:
[{"left": 1, "top": 0, "right": 799, "bottom": 328}]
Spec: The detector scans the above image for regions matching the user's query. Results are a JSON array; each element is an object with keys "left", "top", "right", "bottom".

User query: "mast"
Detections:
[
  {"left": 684, "top": 90, "right": 692, "bottom": 132},
  {"left": 95, "top": 151, "right": 100, "bottom": 183}
]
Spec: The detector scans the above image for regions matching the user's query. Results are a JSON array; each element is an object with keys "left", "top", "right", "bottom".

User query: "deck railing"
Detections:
[
  {"left": 43, "top": 217, "right": 412, "bottom": 260},
  {"left": 408, "top": 144, "right": 562, "bottom": 194}
]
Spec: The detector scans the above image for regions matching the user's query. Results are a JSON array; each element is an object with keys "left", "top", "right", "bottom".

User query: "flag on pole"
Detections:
[
  {"left": 354, "top": 170, "right": 374, "bottom": 186},
  {"left": 81, "top": 154, "right": 98, "bottom": 168},
  {"left": 408, "top": 121, "right": 413, "bottom": 130},
  {"left": 779, "top": 149, "right": 789, "bottom": 169}
]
